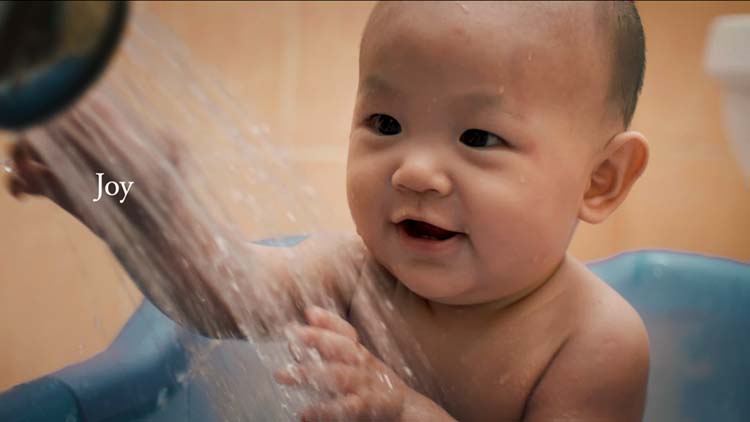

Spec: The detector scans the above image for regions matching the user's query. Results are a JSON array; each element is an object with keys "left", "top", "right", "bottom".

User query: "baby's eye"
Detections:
[
  {"left": 459, "top": 129, "right": 509, "bottom": 148},
  {"left": 367, "top": 114, "right": 402, "bottom": 136}
]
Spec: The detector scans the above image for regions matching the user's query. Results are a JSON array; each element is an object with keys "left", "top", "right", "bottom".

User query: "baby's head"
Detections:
[{"left": 346, "top": 1, "right": 649, "bottom": 306}]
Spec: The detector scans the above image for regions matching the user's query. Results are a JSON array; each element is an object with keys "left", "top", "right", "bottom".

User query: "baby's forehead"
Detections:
[
  {"left": 360, "top": 1, "right": 617, "bottom": 132},
  {"left": 366, "top": 1, "right": 607, "bottom": 54},
  {"left": 364, "top": 2, "right": 610, "bottom": 77}
]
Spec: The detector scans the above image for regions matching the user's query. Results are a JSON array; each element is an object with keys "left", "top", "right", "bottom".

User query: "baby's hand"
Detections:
[{"left": 276, "top": 306, "right": 406, "bottom": 422}]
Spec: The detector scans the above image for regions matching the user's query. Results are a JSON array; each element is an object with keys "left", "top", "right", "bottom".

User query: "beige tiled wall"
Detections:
[
  {"left": 1, "top": 1, "right": 748, "bottom": 391},
  {"left": 573, "top": 1, "right": 750, "bottom": 260}
]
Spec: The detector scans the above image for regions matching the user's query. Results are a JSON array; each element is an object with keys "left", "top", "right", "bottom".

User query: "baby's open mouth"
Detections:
[{"left": 398, "top": 219, "right": 459, "bottom": 241}]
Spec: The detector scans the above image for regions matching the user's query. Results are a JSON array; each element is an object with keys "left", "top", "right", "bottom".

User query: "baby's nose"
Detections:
[{"left": 391, "top": 155, "right": 452, "bottom": 196}]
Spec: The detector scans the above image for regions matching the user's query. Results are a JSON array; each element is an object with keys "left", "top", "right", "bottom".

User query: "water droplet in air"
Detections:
[
  {"left": 156, "top": 387, "right": 168, "bottom": 408},
  {"left": 176, "top": 371, "right": 188, "bottom": 384}
]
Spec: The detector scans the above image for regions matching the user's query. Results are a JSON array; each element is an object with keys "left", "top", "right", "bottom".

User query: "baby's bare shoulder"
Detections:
[
  {"left": 575, "top": 263, "right": 649, "bottom": 358},
  {"left": 253, "top": 231, "right": 366, "bottom": 271},
  {"left": 255, "top": 231, "right": 369, "bottom": 299},
  {"left": 295, "top": 231, "right": 369, "bottom": 275},
  {"left": 523, "top": 260, "right": 650, "bottom": 421}
]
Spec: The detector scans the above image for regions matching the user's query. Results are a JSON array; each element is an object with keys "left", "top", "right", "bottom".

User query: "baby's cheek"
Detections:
[
  {"left": 346, "top": 170, "right": 382, "bottom": 245},
  {"left": 347, "top": 173, "right": 369, "bottom": 223},
  {"left": 472, "top": 208, "right": 552, "bottom": 279}
]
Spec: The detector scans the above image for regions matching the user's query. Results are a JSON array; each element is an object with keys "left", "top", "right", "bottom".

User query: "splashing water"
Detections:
[{"left": 16, "top": 7, "right": 443, "bottom": 421}]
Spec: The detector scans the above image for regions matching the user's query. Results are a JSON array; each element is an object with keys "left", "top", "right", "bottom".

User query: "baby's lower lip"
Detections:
[{"left": 395, "top": 222, "right": 464, "bottom": 255}]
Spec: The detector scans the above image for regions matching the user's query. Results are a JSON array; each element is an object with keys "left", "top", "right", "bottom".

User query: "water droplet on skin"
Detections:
[
  {"left": 403, "top": 366, "right": 414, "bottom": 378},
  {"left": 497, "top": 373, "right": 509, "bottom": 385},
  {"left": 288, "top": 340, "right": 304, "bottom": 362},
  {"left": 378, "top": 372, "right": 395, "bottom": 390},
  {"left": 308, "top": 347, "right": 322, "bottom": 365},
  {"left": 215, "top": 236, "right": 228, "bottom": 253},
  {"left": 2, "top": 160, "right": 14, "bottom": 174},
  {"left": 285, "top": 363, "right": 302, "bottom": 382}
]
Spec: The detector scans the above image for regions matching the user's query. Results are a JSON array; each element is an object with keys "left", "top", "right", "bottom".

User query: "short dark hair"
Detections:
[{"left": 601, "top": 1, "right": 647, "bottom": 129}]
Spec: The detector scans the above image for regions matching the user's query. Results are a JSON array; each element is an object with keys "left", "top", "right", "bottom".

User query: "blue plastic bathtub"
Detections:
[{"left": 1, "top": 245, "right": 748, "bottom": 421}]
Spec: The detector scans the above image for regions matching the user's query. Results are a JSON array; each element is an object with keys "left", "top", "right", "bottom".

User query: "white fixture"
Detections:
[{"left": 705, "top": 15, "right": 750, "bottom": 183}]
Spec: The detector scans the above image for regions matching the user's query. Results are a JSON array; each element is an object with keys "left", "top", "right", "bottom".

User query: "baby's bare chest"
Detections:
[
  {"left": 412, "top": 315, "right": 566, "bottom": 420},
  {"left": 349, "top": 293, "right": 569, "bottom": 421}
]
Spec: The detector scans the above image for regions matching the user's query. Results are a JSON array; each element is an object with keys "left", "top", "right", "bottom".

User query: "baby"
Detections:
[{"left": 10, "top": 1, "right": 651, "bottom": 421}]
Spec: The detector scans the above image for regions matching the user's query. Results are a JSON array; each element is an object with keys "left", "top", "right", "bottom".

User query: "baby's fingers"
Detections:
[
  {"left": 274, "top": 363, "right": 366, "bottom": 395},
  {"left": 288, "top": 325, "right": 366, "bottom": 365},
  {"left": 304, "top": 306, "right": 358, "bottom": 341},
  {"left": 300, "top": 394, "right": 367, "bottom": 422}
]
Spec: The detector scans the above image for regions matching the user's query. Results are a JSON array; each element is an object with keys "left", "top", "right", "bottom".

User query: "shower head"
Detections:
[{"left": 0, "top": 1, "right": 128, "bottom": 130}]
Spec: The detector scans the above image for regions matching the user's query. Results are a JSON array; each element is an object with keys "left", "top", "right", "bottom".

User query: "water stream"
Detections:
[{"left": 15, "top": 9, "right": 440, "bottom": 421}]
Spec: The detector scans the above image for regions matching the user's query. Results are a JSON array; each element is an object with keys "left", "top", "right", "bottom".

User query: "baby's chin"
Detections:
[
  {"left": 393, "top": 264, "right": 537, "bottom": 308},
  {"left": 394, "top": 268, "right": 482, "bottom": 305}
]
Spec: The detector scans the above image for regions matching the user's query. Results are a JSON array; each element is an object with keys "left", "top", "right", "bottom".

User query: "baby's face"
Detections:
[{"left": 347, "top": 2, "right": 617, "bottom": 305}]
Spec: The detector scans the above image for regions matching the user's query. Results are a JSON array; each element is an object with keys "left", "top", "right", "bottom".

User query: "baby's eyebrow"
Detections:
[
  {"left": 359, "top": 75, "right": 399, "bottom": 97},
  {"left": 455, "top": 91, "right": 504, "bottom": 109},
  {"left": 453, "top": 90, "right": 525, "bottom": 121},
  {"left": 359, "top": 76, "right": 521, "bottom": 120}
]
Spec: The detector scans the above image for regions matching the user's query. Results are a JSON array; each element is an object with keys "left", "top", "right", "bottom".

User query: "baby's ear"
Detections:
[{"left": 578, "top": 131, "right": 649, "bottom": 224}]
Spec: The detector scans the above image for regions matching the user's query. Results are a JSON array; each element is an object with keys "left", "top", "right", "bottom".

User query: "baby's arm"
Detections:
[
  {"left": 522, "top": 302, "right": 650, "bottom": 422},
  {"left": 8, "top": 98, "right": 360, "bottom": 341}
]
